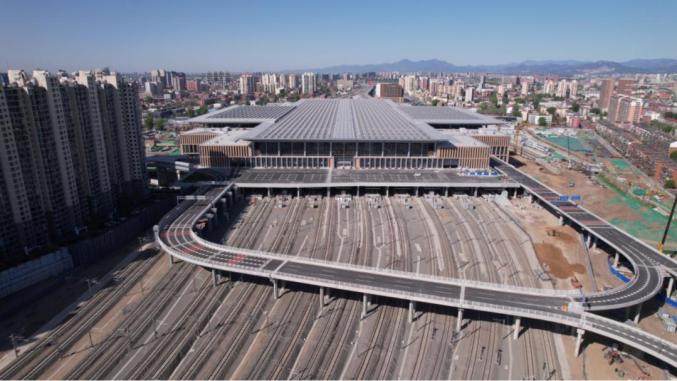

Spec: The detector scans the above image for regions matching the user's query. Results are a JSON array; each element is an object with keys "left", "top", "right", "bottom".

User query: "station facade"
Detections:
[{"left": 180, "top": 99, "right": 511, "bottom": 170}]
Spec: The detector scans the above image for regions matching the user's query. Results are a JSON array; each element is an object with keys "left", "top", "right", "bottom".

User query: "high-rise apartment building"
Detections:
[
  {"left": 0, "top": 69, "right": 147, "bottom": 262},
  {"left": 186, "top": 79, "right": 201, "bottom": 92},
  {"left": 261, "top": 73, "right": 281, "bottom": 94},
  {"left": 375, "top": 83, "right": 404, "bottom": 101},
  {"left": 599, "top": 78, "right": 614, "bottom": 110},
  {"left": 402, "top": 75, "right": 417, "bottom": 96},
  {"left": 171, "top": 72, "right": 186, "bottom": 91},
  {"left": 239, "top": 74, "right": 255, "bottom": 95},
  {"left": 616, "top": 78, "right": 635, "bottom": 95},
  {"left": 569, "top": 80, "right": 578, "bottom": 98},
  {"left": 464, "top": 87, "right": 474, "bottom": 102},
  {"left": 287, "top": 74, "right": 297, "bottom": 89},
  {"left": 555, "top": 80, "right": 568, "bottom": 98},
  {"left": 301, "top": 72, "right": 317, "bottom": 95},
  {"left": 608, "top": 95, "right": 642, "bottom": 124},
  {"left": 150, "top": 69, "right": 166, "bottom": 88},
  {"left": 543, "top": 79, "right": 556, "bottom": 95}
]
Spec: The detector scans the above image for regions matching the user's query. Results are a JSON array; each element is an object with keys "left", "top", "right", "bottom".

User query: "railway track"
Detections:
[
  {"left": 65, "top": 262, "right": 198, "bottom": 379},
  {"left": 442, "top": 197, "right": 495, "bottom": 380},
  {"left": 348, "top": 197, "right": 408, "bottom": 380},
  {"left": 0, "top": 249, "right": 161, "bottom": 380},
  {"left": 479, "top": 200, "right": 561, "bottom": 379},
  {"left": 173, "top": 197, "right": 279, "bottom": 379},
  {"left": 120, "top": 199, "right": 288, "bottom": 379},
  {"left": 411, "top": 197, "right": 459, "bottom": 380},
  {"left": 464, "top": 197, "right": 508, "bottom": 380},
  {"left": 319, "top": 198, "right": 367, "bottom": 380},
  {"left": 291, "top": 198, "right": 369, "bottom": 379},
  {"left": 122, "top": 272, "right": 232, "bottom": 379},
  {"left": 289, "top": 196, "right": 346, "bottom": 379},
  {"left": 232, "top": 196, "right": 323, "bottom": 379},
  {"left": 205, "top": 197, "right": 301, "bottom": 379}
]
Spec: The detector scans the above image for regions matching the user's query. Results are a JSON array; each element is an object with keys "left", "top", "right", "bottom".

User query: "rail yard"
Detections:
[{"left": 5, "top": 185, "right": 673, "bottom": 379}]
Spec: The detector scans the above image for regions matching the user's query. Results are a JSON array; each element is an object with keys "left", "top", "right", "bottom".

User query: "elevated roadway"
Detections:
[
  {"left": 231, "top": 168, "right": 520, "bottom": 189},
  {"left": 492, "top": 158, "right": 677, "bottom": 279},
  {"left": 156, "top": 183, "right": 677, "bottom": 367}
]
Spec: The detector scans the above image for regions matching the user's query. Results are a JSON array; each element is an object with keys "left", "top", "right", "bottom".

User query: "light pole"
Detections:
[
  {"left": 9, "top": 334, "right": 23, "bottom": 358},
  {"left": 658, "top": 193, "right": 677, "bottom": 253}
]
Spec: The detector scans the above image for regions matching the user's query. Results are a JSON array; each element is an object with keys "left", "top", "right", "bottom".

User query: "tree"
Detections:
[
  {"left": 538, "top": 117, "right": 547, "bottom": 127},
  {"left": 489, "top": 91, "right": 498, "bottom": 107},
  {"left": 154, "top": 118, "right": 165, "bottom": 131},
  {"left": 256, "top": 95, "right": 269, "bottom": 106},
  {"left": 186, "top": 108, "right": 195, "bottom": 118},
  {"left": 196, "top": 107, "right": 208, "bottom": 115},
  {"left": 512, "top": 104, "right": 521, "bottom": 117},
  {"left": 665, "top": 179, "right": 676, "bottom": 189},
  {"left": 590, "top": 107, "right": 601, "bottom": 115},
  {"left": 143, "top": 95, "right": 153, "bottom": 103},
  {"left": 144, "top": 114, "right": 154, "bottom": 130},
  {"left": 570, "top": 103, "right": 580, "bottom": 113},
  {"left": 546, "top": 107, "right": 557, "bottom": 116},
  {"left": 671, "top": 150, "right": 677, "bottom": 161},
  {"left": 431, "top": 99, "right": 439, "bottom": 107}
]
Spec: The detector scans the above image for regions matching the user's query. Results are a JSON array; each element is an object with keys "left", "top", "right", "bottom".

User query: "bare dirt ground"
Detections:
[
  {"left": 513, "top": 154, "right": 677, "bottom": 374},
  {"left": 516, "top": 155, "right": 641, "bottom": 224},
  {"left": 533, "top": 242, "right": 585, "bottom": 279},
  {"left": 506, "top": 198, "right": 592, "bottom": 292},
  {"left": 561, "top": 330, "right": 667, "bottom": 380}
]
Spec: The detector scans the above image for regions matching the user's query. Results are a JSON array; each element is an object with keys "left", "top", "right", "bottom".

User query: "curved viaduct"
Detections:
[{"left": 155, "top": 162, "right": 677, "bottom": 368}]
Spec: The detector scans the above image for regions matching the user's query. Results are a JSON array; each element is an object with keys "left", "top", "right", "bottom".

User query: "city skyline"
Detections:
[{"left": 2, "top": 0, "right": 677, "bottom": 73}]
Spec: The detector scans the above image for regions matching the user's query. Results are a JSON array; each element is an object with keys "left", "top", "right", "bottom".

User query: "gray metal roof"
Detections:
[
  {"left": 247, "top": 99, "right": 441, "bottom": 142},
  {"left": 189, "top": 104, "right": 296, "bottom": 124},
  {"left": 399, "top": 105, "right": 507, "bottom": 125},
  {"left": 206, "top": 105, "right": 294, "bottom": 120}
]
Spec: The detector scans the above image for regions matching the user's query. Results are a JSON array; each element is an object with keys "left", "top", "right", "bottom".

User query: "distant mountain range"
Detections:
[{"left": 304, "top": 58, "right": 677, "bottom": 75}]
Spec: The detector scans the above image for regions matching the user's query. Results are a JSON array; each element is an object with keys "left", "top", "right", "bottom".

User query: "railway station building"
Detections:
[{"left": 180, "top": 98, "right": 510, "bottom": 170}]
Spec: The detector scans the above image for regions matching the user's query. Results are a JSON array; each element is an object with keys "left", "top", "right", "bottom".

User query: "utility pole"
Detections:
[
  {"left": 9, "top": 334, "right": 22, "bottom": 358},
  {"left": 658, "top": 193, "right": 677, "bottom": 253}
]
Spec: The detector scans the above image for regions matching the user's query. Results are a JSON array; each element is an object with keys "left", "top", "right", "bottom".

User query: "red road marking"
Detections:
[{"left": 227, "top": 254, "right": 246, "bottom": 267}]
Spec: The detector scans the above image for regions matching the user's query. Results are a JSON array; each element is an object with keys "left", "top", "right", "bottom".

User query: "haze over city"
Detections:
[
  {"left": 2, "top": 0, "right": 677, "bottom": 72},
  {"left": 1, "top": 1, "right": 677, "bottom": 380}
]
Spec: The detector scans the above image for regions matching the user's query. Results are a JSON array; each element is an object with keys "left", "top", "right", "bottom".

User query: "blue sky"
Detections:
[{"left": 2, "top": 0, "right": 676, "bottom": 72}]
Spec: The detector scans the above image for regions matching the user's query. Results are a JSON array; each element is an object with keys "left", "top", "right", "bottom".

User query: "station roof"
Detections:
[
  {"left": 187, "top": 99, "right": 508, "bottom": 146},
  {"left": 243, "top": 99, "right": 442, "bottom": 142},
  {"left": 189, "top": 104, "right": 296, "bottom": 124},
  {"left": 399, "top": 105, "right": 506, "bottom": 125},
  {"left": 201, "top": 128, "right": 252, "bottom": 146}
]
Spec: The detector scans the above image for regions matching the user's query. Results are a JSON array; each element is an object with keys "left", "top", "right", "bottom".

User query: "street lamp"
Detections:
[{"left": 658, "top": 192, "right": 677, "bottom": 253}]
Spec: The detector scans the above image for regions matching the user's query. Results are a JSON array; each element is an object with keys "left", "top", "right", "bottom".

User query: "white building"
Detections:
[
  {"left": 301, "top": 72, "right": 316, "bottom": 95},
  {"left": 287, "top": 74, "right": 297, "bottom": 89},
  {"left": 556, "top": 80, "right": 568, "bottom": 98},
  {"left": 569, "top": 80, "right": 578, "bottom": 98},
  {"left": 239, "top": 74, "right": 255, "bottom": 95},
  {"left": 464, "top": 87, "right": 474, "bottom": 102},
  {"left": 404, "top": 75, "right": 418, "bottom": 96},
  {"left": 543, "top": 79, "right": 556, "bottom": 95}
]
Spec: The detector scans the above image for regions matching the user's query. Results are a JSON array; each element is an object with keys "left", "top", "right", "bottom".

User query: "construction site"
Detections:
[{"left": 516, "top": 125, "right": 677, "bottom": 251}]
